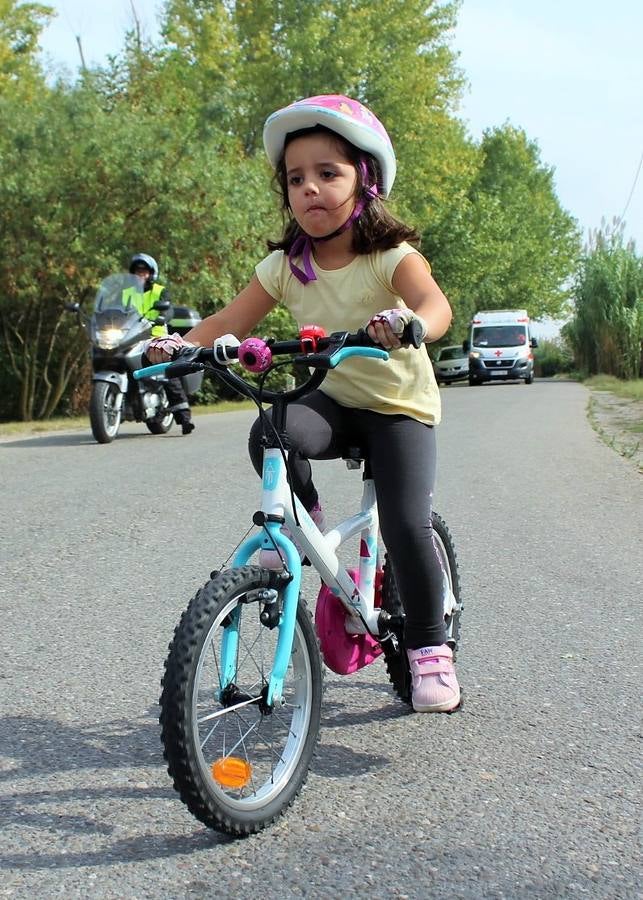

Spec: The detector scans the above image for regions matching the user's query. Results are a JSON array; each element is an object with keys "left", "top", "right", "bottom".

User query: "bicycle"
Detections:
[{"left": 134, "top": 323, "right": 463, "bottom": 836}]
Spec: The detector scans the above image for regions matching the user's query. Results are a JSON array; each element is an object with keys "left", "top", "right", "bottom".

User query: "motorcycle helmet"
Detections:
[
  {"left": 129, "top": 253, "right": 159, "bottom": 282},
  {"left": 263, "top": 94, "right": 397, "bottom": 197}
]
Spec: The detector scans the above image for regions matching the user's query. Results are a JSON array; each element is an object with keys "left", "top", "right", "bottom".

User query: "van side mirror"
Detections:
[
  {"left": 530, "top": 337, "right": 538, "bottom": 349},
  {"left": 462, "top": 339, "right": 470, "bottom": 353},
  {"left": 65, "top": 302, "right": 80, "bottom": 313}
]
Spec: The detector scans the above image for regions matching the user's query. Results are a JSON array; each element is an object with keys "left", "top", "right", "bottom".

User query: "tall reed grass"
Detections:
[{"left": 565, "top": 224, "right": 642, "bottom": 379}]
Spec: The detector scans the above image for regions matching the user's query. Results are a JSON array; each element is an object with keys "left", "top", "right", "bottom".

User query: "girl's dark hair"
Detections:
[{"left": 267, "top": 125, "right": 420, "bottom": 254}]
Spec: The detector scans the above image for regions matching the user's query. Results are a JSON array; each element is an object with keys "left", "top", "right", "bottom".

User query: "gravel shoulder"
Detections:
[{"left": 587, "top": 387, "right": 643, "bottom": 473}]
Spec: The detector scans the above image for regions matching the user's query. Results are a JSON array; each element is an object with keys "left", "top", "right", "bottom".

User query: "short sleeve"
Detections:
[
  {"left": 373, "top": 243, "right": 431, "bottom": 292},
  {"left": 255, "top": 251, "right": 285, "bottom": 301}
]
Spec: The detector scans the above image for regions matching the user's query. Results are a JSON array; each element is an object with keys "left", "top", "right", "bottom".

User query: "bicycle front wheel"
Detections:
[{"left": 160, "top": 566, "right": 323, "bottom": 835}]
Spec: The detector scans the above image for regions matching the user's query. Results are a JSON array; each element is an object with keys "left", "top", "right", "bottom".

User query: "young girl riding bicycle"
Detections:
[{"left": 147, "top": 94, "right": 460, "bottom": 713}]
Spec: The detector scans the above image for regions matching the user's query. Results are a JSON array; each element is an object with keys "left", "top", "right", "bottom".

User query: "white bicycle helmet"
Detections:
[
  {"left": 263, "top": 94, "right": 397, "bottom": 197},
  {"left": 129, "top": 253, "right": 159, "bottom": 281}
]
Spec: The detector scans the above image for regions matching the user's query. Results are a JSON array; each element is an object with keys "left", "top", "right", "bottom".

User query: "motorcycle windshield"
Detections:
[
  {"left": 89, "top": 274, "right": 151, "bottom": 349},
  {"left": 94, "top": 273, "right": 144, "bottom": 313}
]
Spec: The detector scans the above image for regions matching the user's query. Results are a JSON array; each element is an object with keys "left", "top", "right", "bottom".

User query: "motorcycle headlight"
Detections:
[{"left": 97, "top": 327, "right": 125, "bottom": 349}]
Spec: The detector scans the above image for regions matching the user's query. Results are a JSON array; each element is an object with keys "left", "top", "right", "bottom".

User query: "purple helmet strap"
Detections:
[{"left": 288, "top": 159, "right": 378, "bottom": 285}]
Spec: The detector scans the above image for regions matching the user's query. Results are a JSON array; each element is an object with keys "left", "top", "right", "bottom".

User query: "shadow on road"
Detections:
[
  {"left": 0, "top": 711, "right": 233, "bottom": 865},
  {"left": 0, "top": 691, "right": 400, "bottom": 867},
  {"left": 0, "top": 431, "right": 161, "bottom": 449},
  {"left": 0, "top": 710, "right": 163, "bottom": 781}
]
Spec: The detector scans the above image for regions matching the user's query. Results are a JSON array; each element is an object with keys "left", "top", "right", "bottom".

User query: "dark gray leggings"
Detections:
[{"left": 248, "top": 390, "right": 447, "bottom": 648}]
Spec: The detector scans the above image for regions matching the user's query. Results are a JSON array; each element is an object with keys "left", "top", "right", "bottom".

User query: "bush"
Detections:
[{"left": 534, "top": 338, "right": 574, "bottom": 377}]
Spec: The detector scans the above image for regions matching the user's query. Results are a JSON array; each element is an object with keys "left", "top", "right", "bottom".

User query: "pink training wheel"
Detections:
[
  {"left": 314, "top": 569, "right": 383, "bottom": 675},
  {"left": 238, "top": 337, "right": 272, "bottom": 373}
]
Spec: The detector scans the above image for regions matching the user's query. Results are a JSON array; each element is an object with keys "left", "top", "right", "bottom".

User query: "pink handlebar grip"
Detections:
[{"left": 238, "top": 337, "right": 272, "bottom": 373}]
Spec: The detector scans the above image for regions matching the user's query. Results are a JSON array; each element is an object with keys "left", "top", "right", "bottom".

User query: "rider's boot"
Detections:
[
  {"left": 173, "top": 409, "right": 195, "bottom": 435},
  {"left": 406, "top": 644, "right": 460, "bottom": 713},
  {"left": 259, "top": 502, "right": 326, "bottom": 569}
]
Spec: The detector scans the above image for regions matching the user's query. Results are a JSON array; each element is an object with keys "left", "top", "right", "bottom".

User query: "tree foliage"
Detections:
[
  {"left": 0, "top": 0, "right": 52, "bottom": 94},
  {"left": 0, "top": 75, "right": 276, "bottom": 419},
  {"left": 423, "top": 125, "right": 581, "bottom": 336}
]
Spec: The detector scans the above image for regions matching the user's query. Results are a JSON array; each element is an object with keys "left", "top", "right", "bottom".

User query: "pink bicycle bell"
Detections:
[
  {"left": 238, "top": 337, "right": 272, "bottom": 373},
  {"left": 315, "top": 569, "right": 383, "bottom": 675}
]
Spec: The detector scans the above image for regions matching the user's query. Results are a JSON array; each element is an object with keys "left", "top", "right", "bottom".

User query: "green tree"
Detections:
[
  {"left": 161, "top": 0, "right": 468, "bottom": 218},
  {"left": 424, "top": 125, "right": 581, "bottom": 338},
  {"left": 0, "top": 63, "right": 280, "bottom": 419},
  {"left": 0, "top": 0, "right": 52, "bottom": 94},
  {"left": 564, "top": 223, "right": 642, "bottom": 378}
]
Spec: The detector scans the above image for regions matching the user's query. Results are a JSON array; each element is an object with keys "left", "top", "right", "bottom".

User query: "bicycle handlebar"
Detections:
[{"left": 134, "top": 319, "right": 424, "bottom": 406}]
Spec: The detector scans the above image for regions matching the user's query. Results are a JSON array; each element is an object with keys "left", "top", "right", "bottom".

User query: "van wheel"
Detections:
[
  {"left": 524, "top": 373, "right": 534, "bottom": 384},
  {"left": 468, "top": 376, "right": 480, "bottom": 386}
]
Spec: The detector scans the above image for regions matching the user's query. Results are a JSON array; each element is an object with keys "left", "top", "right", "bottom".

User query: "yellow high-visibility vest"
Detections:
[{"left": 122, "top": 282, "right": 168, "bottom": 337}]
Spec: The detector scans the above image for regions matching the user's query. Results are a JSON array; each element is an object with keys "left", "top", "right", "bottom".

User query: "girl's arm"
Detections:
[
  {"left": 185, "top": 275, "right": 278, "bottom": 346},
  {"left": 367, "top": 253, "right": 452, "bottom": 350},
  {"left": 391, "top": 253, "right": 452, "bottom": 344}
]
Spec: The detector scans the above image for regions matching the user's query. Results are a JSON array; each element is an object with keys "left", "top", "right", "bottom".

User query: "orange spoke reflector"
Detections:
[{"left": 211, "top": 757, "right": 252, "bottom": 789}]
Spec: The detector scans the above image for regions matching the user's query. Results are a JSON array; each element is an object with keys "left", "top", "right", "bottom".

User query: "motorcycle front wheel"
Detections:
[{"left": 89, "top": 382, "right": 122, "bottom": 443}]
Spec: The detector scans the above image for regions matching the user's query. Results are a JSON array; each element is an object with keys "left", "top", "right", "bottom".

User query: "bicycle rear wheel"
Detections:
[
  {"left": 381, "top": 511, "right": 463, "bottom": 704},
  {"left": 160, "top": 565, "right": 323, "bottom": 835}
]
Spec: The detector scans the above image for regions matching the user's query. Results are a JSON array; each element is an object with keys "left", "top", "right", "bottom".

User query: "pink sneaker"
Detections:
[
  {"left": 259, "top": 502, "right": 326, "bottom": 570},
  {"left": 406, "top": 644, "right": 460, "bottom": 713}
]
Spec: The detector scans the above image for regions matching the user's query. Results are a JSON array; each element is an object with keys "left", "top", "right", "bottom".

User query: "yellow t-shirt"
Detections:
[{"left": 255, "top": 242, "right": 441, "bottom": 425}]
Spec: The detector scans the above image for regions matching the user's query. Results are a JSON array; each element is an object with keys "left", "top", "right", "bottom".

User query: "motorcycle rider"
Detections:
[{"left": 127, "top": 253, "right": 195, "bottom": 435}]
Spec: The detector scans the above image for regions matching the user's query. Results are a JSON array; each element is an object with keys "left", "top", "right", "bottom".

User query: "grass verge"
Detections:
[
  {"left": 0, "top": 400, "right": 255, "bottom": 439},
  {"left": 584, "top": 375, "right": 643, "bottom": 401}
]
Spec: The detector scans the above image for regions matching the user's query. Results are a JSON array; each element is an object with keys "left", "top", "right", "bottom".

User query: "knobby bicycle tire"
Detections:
[{"left": 159, "top": 565, "right": 323, "bottom": 835}]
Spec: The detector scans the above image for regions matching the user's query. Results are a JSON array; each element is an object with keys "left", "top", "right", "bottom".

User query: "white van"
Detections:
[{"left": 463, "top": 309, "right": 538, "bottom": 386}]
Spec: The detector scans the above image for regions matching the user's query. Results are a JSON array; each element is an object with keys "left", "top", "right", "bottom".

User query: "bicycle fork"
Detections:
[{"left": 215, "top": 449, "right": 303, "bottom": 708}]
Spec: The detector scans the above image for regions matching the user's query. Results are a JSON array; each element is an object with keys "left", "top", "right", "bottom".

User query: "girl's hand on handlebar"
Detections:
[
  {"left": 145, "top": 333, "right": 195, "bottom": 363},
  {"left": 366, "top": 308, "right": 427, "bottom": 350}
]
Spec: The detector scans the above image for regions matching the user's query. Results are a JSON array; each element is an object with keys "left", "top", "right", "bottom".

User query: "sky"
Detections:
[{"left": 37, "top": 0, "right": 643, "bottom": 256}]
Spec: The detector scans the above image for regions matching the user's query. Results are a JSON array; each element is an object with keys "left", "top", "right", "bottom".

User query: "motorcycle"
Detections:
[{"left": 67, "top": 273, "right": 203, "bottom": 443}]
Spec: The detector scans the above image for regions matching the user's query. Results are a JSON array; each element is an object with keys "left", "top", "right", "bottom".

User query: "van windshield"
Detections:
[{"left": 472, "top": 325, "right": 527, "bottom": 348}]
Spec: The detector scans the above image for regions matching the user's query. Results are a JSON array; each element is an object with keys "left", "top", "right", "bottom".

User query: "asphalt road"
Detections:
[{"left": 0, "top": 380, "right": 640, "bottom": 899}]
